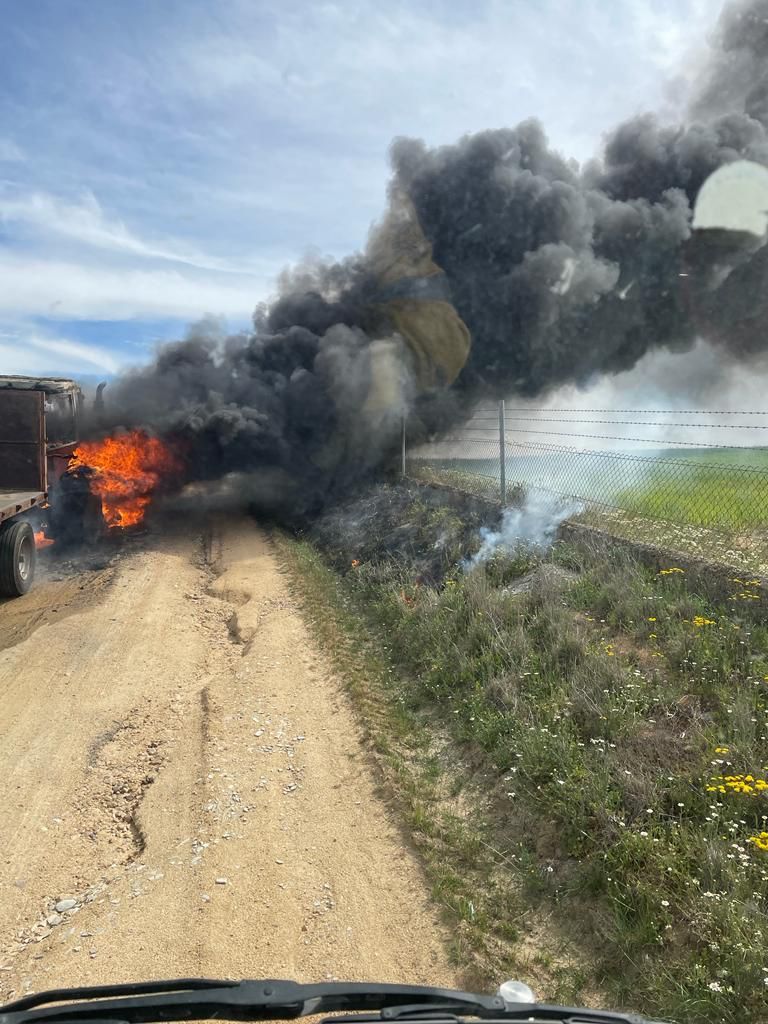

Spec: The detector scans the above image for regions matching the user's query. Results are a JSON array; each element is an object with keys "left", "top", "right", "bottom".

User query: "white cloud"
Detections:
[
  {"left": 0, "top": 335, "right": 118, "bottom": 375},
  {"left": 170, "top": 0, "right": 725, "bottom": 160},
  {"left": 0, "top": 189, "right": 269, "bottom": 274},
  {"left": 26, "top": 336, "right": 120, "bottom": 373},
  {"left": 0, "top": 253, "right": 267, "bottom": 321}
]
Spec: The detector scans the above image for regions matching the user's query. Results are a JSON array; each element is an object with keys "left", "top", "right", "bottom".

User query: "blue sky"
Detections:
[{"left": 0, "top": 0, "right": 724, "bottom": 378}]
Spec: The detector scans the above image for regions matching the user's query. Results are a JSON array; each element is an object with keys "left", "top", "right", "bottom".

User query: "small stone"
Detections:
[
  {"left": 275, "top": 859, "right": 284, "bottom": 865},
  {"left": 215, "top": 878, "right": 228, "bottom": 885},
  {"left": 46, "top": 915, "right": 63, "bottom": 927},
  {"left": 201, "top": 894, "right": 210, "bottom": 902},
  {"left": 55, "top": 899, "right": 77, "bottom": 913}
]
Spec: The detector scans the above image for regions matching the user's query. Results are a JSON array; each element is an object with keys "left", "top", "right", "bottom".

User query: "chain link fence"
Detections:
[{"left": 405, "top": 403, "right": 768, "bottom": 572}]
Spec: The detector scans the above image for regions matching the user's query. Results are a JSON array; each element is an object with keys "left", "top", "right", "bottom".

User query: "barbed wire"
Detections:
[
  {"left": 417, "top": 438, "right": 768, "bottom": 474},
  {"left": 434, "top": 428, "right": 768, "bottom": 449},
  {"left": 407, "top": 410, "right": 768, "bottom": 540},
  {"left": 466, "top": 417, "right": 768, "bottom": 429},
  {"left": 468, "top": 408, "right": 768, "bottom": 415}
]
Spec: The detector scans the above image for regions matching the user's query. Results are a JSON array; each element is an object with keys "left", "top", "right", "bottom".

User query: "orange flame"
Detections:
[
  {"left": 34, "top": 531, "right": 54, "bottom": 549},
  {"left": 70, "top": 431, "right": 182, "bottom": 529}
]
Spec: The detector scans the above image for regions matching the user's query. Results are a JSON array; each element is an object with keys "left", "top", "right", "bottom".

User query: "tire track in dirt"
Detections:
[{"left": 0, "top": 518, "right": 459, "bottom": 999}]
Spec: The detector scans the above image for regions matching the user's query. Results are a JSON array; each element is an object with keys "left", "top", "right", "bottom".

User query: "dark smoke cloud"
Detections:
[
  {"left": 390, "top": 0, "right": 768, "bottom": 397},
  {"left": 92, "top": 0, "right": 768, "bottom": 514},
  {"left": 97, "top": 311, "right": 410, "bottom": 516},
  {"left": 691, "top": 0, "right": 768, "bottom": 125}
]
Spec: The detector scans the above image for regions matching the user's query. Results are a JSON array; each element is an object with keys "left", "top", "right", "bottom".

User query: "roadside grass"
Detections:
[
  {"left": 273, "top": 531, "right": 597, "bottom": 1004},
  {"left": 280, "top": 495, "right": 768, "bottom": 1024}
]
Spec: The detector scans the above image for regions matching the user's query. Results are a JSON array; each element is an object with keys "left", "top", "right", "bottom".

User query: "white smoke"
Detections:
[{"left": 468, "top": 490, "right": 583, "bottom": 567}]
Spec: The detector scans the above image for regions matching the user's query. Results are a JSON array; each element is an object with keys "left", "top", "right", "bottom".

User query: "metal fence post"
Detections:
[
  {"left": 401, "top": 414, "right": 407, "bottom": 478},
  {"left": 498, "top": 399, "right": 506, "bottom": 503}
]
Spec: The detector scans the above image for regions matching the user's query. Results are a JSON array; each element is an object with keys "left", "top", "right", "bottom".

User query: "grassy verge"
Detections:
[
  {"left": 577, "top": 506, "right": 768, "bottom": 577},
  {"left": 278, "top": 490, "right": 768, "bottom": 1023},
  {"left": 273, "top": 530, "right": 597, "bottom": 1003}
]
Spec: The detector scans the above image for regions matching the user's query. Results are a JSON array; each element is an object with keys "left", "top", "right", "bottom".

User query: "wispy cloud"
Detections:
[
  {"left": 26, "top": 336, "right": 120, "bottom": 373},
  {"left": 0, "top": 333, "right": 119, "bottom": 375},
  {"left": 0, "top": 188, "right": 266, "bottom": 274},
  {"left": 0, "top": 253, "right": 265, "bottom": 322}
]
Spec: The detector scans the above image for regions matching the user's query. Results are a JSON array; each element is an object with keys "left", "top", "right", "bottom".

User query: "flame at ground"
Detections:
[
  {"left": 70, "top": 431, "right": 182, "bottom": 529},
  {"left": 34, "top": 531, "right": 54, "bottom": 549}
]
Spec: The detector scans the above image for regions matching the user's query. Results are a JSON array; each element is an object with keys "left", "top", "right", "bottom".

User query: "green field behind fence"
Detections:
[
  {"left": 410, "top": 444, "right": 768, "bottom": 572},
  {"left": 412, "top": 447, "right": 768, "bottom": 530}
]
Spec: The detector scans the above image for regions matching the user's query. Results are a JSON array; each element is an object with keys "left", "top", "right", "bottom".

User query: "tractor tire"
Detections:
[{"left": 0, "top": 520, "right": 37, "bottom": 598}]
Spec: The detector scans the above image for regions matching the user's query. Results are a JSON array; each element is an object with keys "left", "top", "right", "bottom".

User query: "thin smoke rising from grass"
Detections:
[{"left": 467, "top": 490, "right": 583, "bottom": 567}]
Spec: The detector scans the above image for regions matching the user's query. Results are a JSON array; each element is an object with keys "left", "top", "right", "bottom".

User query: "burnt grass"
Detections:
[
  {"left": 291, "top": 482, "right": 768, "bottom": 1023},
  {"left": 310, "top": 480, "right": 498, "bottom": 582}
]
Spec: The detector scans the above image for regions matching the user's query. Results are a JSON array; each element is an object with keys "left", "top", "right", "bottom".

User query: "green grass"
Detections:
[
  {"left": 284, "top": 492, "right": 768, "bottom": 1023},
  {"left": 616, "top": 465, "right": 768, "bottom": 531}
]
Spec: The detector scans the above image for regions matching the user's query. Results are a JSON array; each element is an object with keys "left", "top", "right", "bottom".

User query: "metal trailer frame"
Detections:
[{"left": 0, "top": 376, "right": 82, "bottom": 597}]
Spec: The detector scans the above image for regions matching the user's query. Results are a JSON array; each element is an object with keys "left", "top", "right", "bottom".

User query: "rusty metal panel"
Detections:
[{"left": 0, "top": 390, "right": 46, "bottom": 492}]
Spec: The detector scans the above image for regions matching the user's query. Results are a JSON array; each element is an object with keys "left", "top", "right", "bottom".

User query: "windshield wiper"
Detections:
[{"left": 0, "top": 978, "right": 667, "bottom": 1024}]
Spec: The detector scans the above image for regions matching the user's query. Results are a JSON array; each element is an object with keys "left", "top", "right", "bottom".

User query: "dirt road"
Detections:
[{"left": 0, "top": 519, "right": 458, "bottom": 1001}]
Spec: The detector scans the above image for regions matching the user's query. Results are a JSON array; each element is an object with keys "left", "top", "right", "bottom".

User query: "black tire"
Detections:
[{"left": 0, "top": 520, "right": 37, "bottom": 598}]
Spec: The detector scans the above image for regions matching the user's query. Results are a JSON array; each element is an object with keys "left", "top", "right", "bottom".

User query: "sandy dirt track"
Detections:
[{"left": 0, "top": 519, "right": 458, "bottom": 1000}]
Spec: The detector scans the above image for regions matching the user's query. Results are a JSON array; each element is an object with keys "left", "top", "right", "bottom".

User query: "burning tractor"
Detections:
[{"left": 0, "top": 375, "right": 104, "bottom": 598}]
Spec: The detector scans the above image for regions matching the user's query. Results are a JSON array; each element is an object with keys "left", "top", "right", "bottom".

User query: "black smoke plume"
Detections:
[{"left": 92, "top": 0, "right": 768, "bottom": 515}]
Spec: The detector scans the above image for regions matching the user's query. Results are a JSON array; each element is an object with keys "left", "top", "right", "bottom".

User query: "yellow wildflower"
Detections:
[
  {"left": 707, "top": 773, "right": 768, "bottom": 796},
  {"left": 748, "top": 832, "right": 768, "bottom": 852}
]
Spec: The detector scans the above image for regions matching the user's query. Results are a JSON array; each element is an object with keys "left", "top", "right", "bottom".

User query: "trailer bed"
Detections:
[{"left": 0, "top": 490, "right": 46, "bottom": 524}]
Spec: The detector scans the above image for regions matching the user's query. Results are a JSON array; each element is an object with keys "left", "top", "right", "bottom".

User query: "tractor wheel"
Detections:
[{"left": 0, "top": 520, "right": 37, "bottom": 598}]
